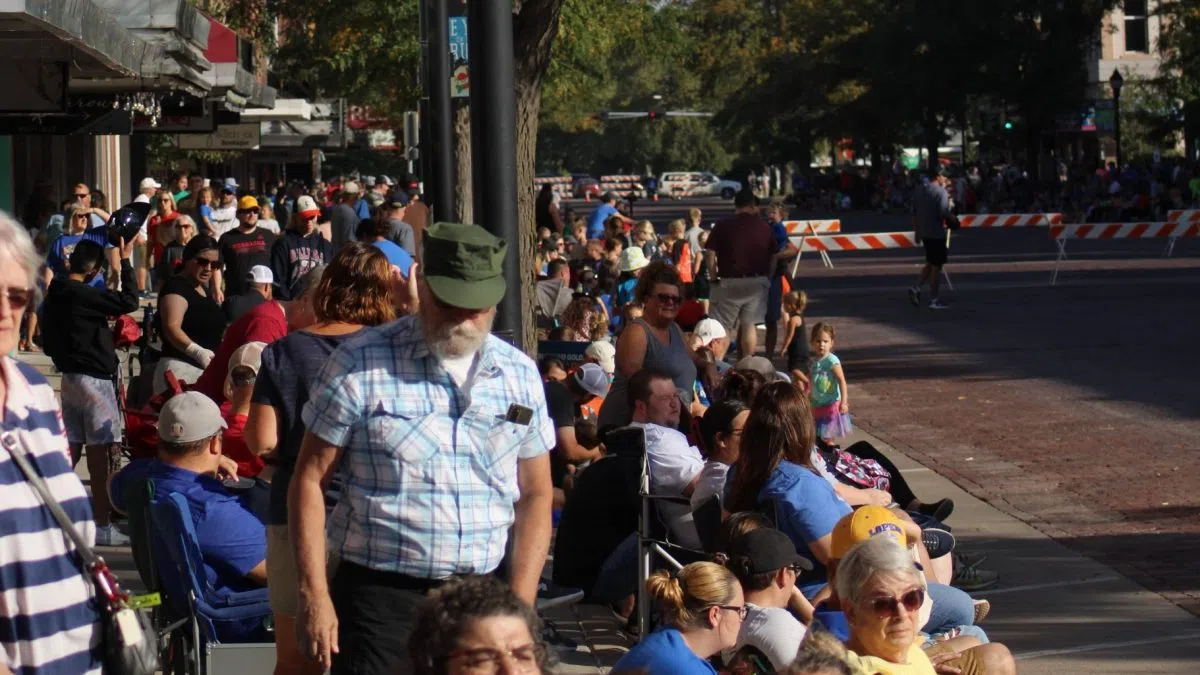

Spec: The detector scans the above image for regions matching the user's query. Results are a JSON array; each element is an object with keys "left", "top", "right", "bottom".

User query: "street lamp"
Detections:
[{"left": 1110, "top": 69, "right": 1124, "bottom": 168}]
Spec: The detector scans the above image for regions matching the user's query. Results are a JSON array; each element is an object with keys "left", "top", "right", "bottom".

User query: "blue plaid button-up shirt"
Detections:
[{"left": 301, "top": 316, "right": 554, "bottom": 578}]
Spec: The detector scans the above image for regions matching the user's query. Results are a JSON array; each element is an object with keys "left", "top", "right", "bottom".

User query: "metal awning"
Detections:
[
  {"left": 201, "top": 12, "right": 274, "bottom": 111},
  {"left": 0, "top": 0, "right": 163, "bottom": 79}
]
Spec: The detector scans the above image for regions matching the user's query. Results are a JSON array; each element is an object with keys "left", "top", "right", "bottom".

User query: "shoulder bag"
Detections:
[{"left": 1, "top": 431, "right": 159, "bottom": 675}]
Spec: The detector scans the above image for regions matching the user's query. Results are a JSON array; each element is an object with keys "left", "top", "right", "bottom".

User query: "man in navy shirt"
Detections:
[
  {"left": 586, "top": 192, "right": 632, "bottom": 240},
  {"left": 110, "top": 392, "right": 268, "bottom": 640}
]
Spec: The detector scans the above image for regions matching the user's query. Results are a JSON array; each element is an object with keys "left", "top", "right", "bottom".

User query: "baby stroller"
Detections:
[{"left": 116, "top": 309, "right": 189, "bottom": 461}]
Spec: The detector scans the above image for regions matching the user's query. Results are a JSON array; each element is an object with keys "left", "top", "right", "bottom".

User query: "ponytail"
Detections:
[{"left": 645, "top": 562, "right": 739, "bottom": 630}]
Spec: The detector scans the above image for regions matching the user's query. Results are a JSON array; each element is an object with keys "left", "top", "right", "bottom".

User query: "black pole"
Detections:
[
  {"left": 420, "top": 0, "right": 455, "bottom": 221},
  {"left": 1113, "top": 89, "right": 1123, "bottom": 169},
  {"left": 467, "top": 0, "right": 522, "bottom": 343}
]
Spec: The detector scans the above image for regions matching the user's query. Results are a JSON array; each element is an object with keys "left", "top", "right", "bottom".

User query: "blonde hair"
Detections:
[
  {"left": 667, "top": 219, "right": 686, "bottom": 237},
  {"left": 810, "top": 321, "right": 835, "bottom": 343},
  {"left": 687, "top": 207, "right": 702, "bottom": 224},
  {"left": 786, "top": 632, "right": 851, "bottom": 675},
  {"left": 645, "top": 562, "right": 740, "bottom": 629},
  {"left": 767, "top": 199, "right": 789, "bottom": 219},
  {"left": 784, "top": 289, "right": 808, "bottom": 315}
]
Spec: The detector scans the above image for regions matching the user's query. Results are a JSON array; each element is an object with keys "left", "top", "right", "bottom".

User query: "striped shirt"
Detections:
[
  {"left": 0, "top": 357, "right": 102, "bottom": 674},
  {"left": 302, "top": 316, "right": 554, "bottom": 578}
]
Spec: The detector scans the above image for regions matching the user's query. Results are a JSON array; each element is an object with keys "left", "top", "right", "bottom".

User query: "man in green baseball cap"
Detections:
[{"left": 292, "top": 221, "right": 556, "bottom": 673}]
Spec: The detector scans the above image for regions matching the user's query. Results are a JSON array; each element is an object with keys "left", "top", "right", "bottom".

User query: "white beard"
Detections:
[{"left": 425, "top": 312, "right": 495, "bottom": 360}]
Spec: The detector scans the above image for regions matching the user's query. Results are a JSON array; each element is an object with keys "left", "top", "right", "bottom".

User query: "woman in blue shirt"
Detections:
[
  {"left": 726, "top": 381, "right": 853, "bottom": 600},
  {"left": 613, "top": 561, "right": 746, "bottom": 674}
]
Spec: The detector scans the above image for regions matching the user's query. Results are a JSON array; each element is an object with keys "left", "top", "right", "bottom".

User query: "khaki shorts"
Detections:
[
  {"left": 267, "top": 524, "right": 339, "bottom": 618},
  {"left": 925, "top": 641, "right": 985, "bottom": 675}
]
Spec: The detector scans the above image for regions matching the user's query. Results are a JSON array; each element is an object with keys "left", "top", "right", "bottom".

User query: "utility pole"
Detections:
[
  {"left": 467, "top": 0, "right": 521, "bottom": 343},
  {"left": 419, "top": 0, "right": 455, "bottom": 220}
]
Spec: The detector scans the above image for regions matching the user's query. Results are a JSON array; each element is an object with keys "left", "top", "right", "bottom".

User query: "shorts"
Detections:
[
  {"left": 709, "top": 276, "right": 769, "bottom": 334},
  {"left": 60, "top": 373, "right": 121, "bottom": 445},
  {"left": 923, "top": 237, "right": 948, "bottom": 266},
  {"left": 134, "top": 240, "right": 149, "bottom": 269},
  {"left": 924, "top": 639, "right": 986, "bottom": 675},
  {"left": 766, "top": 275, "right": 784, "bottom": 323}
]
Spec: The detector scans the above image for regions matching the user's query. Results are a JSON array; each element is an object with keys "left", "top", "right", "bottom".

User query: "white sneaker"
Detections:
[
  {"left": 95, "top": 524, "right": 130, "bottom": 547},
  {"left": 929, "top": 299, "right": 950, "bottom": 310}
]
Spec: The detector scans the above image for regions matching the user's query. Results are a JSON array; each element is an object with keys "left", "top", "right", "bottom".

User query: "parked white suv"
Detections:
[{"left": 658, "top": 171, "right": 742, "bottom": 199}]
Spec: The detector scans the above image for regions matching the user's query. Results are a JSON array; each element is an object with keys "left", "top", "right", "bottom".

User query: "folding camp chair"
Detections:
[{"left": 150, "top": 492, "right": 275, "bottom": 674}]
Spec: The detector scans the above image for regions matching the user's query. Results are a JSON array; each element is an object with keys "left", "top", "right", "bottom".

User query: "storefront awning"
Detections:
[{"left": 0, "top": 0, "right": 163, "bottom": 79}]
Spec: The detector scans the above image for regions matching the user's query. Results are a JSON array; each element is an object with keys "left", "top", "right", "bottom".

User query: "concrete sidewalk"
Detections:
[{"left": 26, "top": 346, "right": 1198, "bottom": 673}]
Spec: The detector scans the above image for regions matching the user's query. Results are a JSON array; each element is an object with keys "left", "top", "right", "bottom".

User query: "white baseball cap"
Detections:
[
  {"left": 139, "top": 177, "right": 161, "bottom": 191},
  {"left": 584, "top": 341, "right": 616, "bottom": 375},
  {"left": 246, "top": 265, "right": 273, "bottom": 285},
  {"left": 296, "top": 195, "right": 321, "bottom": 218},
  {"left": 694, "top": 318, "right": 728, "bottom": 346},
  {"left": 342, "top": 180, "right": 361, "bottom": 195}
]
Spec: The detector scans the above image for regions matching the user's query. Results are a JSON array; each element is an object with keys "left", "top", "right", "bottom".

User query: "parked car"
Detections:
[
  {"left": 658, "top": 171, "right": 742, "bottom": 199},
  {"left": 572, "top": 177, "right": 602, "bottom": 199}
]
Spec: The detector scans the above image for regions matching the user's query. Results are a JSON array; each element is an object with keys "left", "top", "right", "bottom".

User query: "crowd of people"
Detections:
[{"left": 0, "top": 166, "right": 1020, "bottom": 675}]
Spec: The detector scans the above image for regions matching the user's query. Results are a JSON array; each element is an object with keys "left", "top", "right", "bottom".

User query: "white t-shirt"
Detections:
[
  {"left": 257, "top": 218, "right": 280, "bottom": 234},
  {"left": 634, "top": 422, "right": 704, "bottom": 549},
  {"left": 440, "top": 352, "right": 479, "bottom": 391},
  {"left": 134, "top": 192, "right": 152, "bottom": 238},
  {"left": 724, "top": 603, "right": 807, "bottom": 671},
  {"left": 690, "top": 459, "right": 730, "bottom": 512},
  {"left": 209, "top": 205, "right": 238, "bottom": 237}
]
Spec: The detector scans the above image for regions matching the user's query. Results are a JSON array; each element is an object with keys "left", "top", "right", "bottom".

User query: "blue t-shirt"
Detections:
[
  {"left": 354, "top": 198, "right": 371, "bottom": 221},
  {"left": 769, "top": 220, "right": 790, "bottom": 250},
  {"left": 46, "top": 232, "right": 109, "bottom": 288},
  {"left": 110, "top": 460, "right": 266, "bottom": 603},
  {"left": 199, "top": 204, "right": 214, "bottom": 221},
  {"left": 760, "top": 460, "right": 852, "bottom": 596},
  {"left": 613, "top": 628, "right": 718, "bottom": 675},
  {"left": 810, "top": 353, "right": 842, "bottom": 407},
  {"left": 372, "top": 239, "right": 414, "bottom": 275},
  {"left": 587, "top": 203, "right": 618, "bottom": 240},
  {"left": 615, "top": 276, "right": 638, "bottom": 309}
]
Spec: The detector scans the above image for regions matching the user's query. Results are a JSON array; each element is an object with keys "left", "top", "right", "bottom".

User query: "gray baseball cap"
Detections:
[
  {"left": 158, "top": 391, "right": 227, "bottom": 444},
  {"left": 573, "top": 362, "right": 610, "bottom": 398}
]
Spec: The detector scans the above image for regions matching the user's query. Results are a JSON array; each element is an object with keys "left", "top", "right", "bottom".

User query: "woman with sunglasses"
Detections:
[
  {"left": 1, "top": 211, "right": 106, "bottom": 672},
  {"left": 155, "top": 214, "right": 196, "bottom": 291},
  {"left": 613, "top": 561, "right": 747, "bottom": 674},
  {"left": 153, "top": 235, "right": 227, "bottom": 394},
  {"left": 42, "top": 203, "right": 109, "bottom": 293},
  {"left": 836, "top": 537, "right": 939, "bottom": 674},
  {"left": 598, "top": 260, "right": 713, "bottom": 431},
  {"left": 149, "top": 190, "right": 181, "bottom": 281}
]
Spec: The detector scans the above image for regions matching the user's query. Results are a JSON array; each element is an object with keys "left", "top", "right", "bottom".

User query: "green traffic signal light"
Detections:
[{"left": 1003, "top": 121, "right": 1013, "bottom": 131}]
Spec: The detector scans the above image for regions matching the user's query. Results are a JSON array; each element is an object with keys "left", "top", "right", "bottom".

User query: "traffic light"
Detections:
[
  {"left": 1003, "top": 120, "right": 1013, "bottom": 131},
  {"left": 648, "top": 109, "right": 665, "bottom": 121}
]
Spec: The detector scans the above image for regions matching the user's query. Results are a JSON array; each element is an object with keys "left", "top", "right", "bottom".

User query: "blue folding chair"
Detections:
[{"left": 150, "top": 492, "right": 273, "bottom": 672}]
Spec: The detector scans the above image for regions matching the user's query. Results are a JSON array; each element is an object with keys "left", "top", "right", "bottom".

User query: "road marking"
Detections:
[
  {"left": 970, "top": 575, "right": 1120, "bottom": 596},
  {"left": 901, "top": 467, "right": 932, "bottom": 473},
  {"left": 1015, "top": 631, "right": 1200, "bottom": 660}
]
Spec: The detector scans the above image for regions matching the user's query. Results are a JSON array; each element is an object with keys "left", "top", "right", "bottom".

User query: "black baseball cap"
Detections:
[{"left": 728, "top": 528, "right": 813, "bottom": 576}]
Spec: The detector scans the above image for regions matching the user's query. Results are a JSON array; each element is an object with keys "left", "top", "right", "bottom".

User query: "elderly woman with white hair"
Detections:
[
  {"left": 836, "top": 536, "right": 939, "bottom": 674},
  {"left": 0, "top": 210, "right": 103, "bottom": 673}
]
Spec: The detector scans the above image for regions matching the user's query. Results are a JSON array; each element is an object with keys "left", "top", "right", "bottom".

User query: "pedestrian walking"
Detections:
[
  {"left": 705, "top": 189, "right": 776, "bottom": 359},
  {"left": 290, "top": 222, "right": 555, "bottom": 674},
  {"left": 909, "top": 171, "right": 958, "bottom": 310}
]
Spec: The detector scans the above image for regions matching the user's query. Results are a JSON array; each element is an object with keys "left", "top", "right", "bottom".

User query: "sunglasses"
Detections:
[
  {"left": 192, "top": 258, "right": 220, "bottom": 270},
  {"left": 653, "top": 293, "right": 682, "bottom": 306},
  {"left": 715, "top": 604, "right": 749, "bottom": 620},
  {"left": 0, "top": 286, "right": 32, "bottom": 310},
  {"left": 73, "top": 193, "right": 89, "bottom": 199},
  {"left": 868, "top": 588, "right": 925, "bottom": 617},
  {"left": 73, "top": 214, "right": 89, "bottom": 220}
]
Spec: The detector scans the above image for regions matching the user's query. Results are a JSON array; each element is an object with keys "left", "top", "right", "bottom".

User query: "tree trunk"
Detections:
[
  {"left": 453, "top": 103, "right": 473, "bottom": 224},
  {"left": 512, "top": 0, "right": 566, "bottom": 354}
]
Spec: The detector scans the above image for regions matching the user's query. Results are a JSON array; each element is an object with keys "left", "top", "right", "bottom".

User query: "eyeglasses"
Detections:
[
  {"left": 868, "top": 588, "right": 925, "bottom": 618},
  {"left": 73, "top": 193, "right": 89, "bottom": 199},
  {"left": 653, "top": 293, "right": 682, "bottom": 306},
  {"left": 192, "top": 258, "right": 220, "bottom": 270},
  {"left": 179, "top": 223, "right": 195, "bottom": 229},
  {"left": 787, "top": 562, "right": 807, "bottom": 575},
  {"left": 446, "top": 643, "right": 543, "bottom": 673},
  {"left": 715, "top": 604, "right": 749, "bottom": 621},
  {"left": 0, "top": 286, "right": 32, "bottom": 311}
]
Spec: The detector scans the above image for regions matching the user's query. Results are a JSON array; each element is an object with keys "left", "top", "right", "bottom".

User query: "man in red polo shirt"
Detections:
[
  {"left": 192, "top": 265, "right": 324, "bottom": 405},
  {"left": 705, "top": 189, "right": 776, "bottom": 359}
]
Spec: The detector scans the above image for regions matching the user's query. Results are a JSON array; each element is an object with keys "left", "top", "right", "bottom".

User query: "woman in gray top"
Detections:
[{"left": 599, "top": 261, "right": 713, "bottom": 430}]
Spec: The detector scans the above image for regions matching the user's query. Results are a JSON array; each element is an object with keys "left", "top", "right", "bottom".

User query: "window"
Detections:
[{"left": 1124, "top": 0, "right": 1150, "bottom": 53}]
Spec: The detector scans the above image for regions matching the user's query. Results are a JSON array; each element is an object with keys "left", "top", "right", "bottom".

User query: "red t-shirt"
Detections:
[
  {"left": 705, "top": 212, "right": 775, "bottom": 278},
  {"left": 193, "top": 300, "right": 288, "bottom": 404},
  {"left": 221, "top": 412, "right": 264, "bottom": 478}
]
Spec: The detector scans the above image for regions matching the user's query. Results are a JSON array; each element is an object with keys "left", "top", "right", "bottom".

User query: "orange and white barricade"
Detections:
[
  {"left": 957, "top": 213, "right": 1062, "bottom": 228},
  {"left": 599, "top": 175, "right": 644, "bottom": 199},
  {"left": 1049, "top": 222, "right": 1200, "bottom": 285},
  {"left": 1167, "top": 210, "right": 1200, "bottom": 224},
  {"left": 799, "top": 231, "right": 953, "bottom": 289},
  {"left": 784, "top": 220, "right": 841, "bottom": 272}
]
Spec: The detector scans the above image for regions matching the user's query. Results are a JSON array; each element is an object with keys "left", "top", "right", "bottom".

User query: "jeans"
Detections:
[
  {"left": 924, "top": 582, "right": 982, "bottom": 636},
  {"left": 590, "top": 533, "right": 639, "bottom": 605}
]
